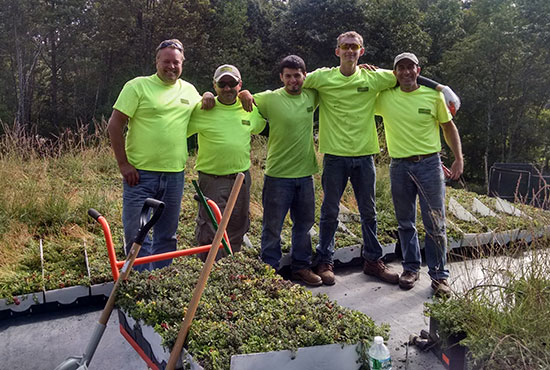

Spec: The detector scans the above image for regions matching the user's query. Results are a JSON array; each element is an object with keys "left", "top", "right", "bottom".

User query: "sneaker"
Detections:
[
  {"left": 363, "top": 259, "right": 399, "bottom": 284},
  {"left": 316, "top": 263, "right": 335, "bottom": 285},
  {"left": 431, "top": 279, "right": 452, "bottom": 298},
  {"left": 292, "top": 268, "right": 323, "bottom": 287},
  {"left": 399, "top": 270, "right": 420, "bottom": 290}
]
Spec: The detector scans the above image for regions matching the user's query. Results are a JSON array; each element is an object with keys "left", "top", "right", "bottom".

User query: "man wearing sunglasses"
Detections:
[
  {"left": 108, "top": 39, "right": 212, "bottom": 271},
  {"left": 188, "top": 64, "right": 266, "bottom": 260},
  {"left": 302, "top": 31, "right": 461, "bottom": 286}
]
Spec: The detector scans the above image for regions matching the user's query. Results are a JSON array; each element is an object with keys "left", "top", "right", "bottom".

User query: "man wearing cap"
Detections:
[
  {"left": 188, "top": 64, "right": 266, "bottom": 260},
  {"left": 375, "top": 52, "right": 463, "bottom": 297},
  {"left": 301, "top": 31, "right": 460, "bottom": 286},
  {"left": 108, "top": 39, "right": 212, "bottom": 271}
]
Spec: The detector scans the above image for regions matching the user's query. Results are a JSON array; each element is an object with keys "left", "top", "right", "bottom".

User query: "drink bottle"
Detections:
[{"left": 368, "top": 336, "right": 392, "bottom": 370}]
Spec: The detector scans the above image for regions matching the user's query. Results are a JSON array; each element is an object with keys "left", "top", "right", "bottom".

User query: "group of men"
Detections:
[{"left": 108, "top": 31, "right": 463, "bottom": 298}]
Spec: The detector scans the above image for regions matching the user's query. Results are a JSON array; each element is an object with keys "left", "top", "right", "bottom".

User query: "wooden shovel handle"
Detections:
[{"left": 166, "top": 172, "right": 245, "bottom": 370}]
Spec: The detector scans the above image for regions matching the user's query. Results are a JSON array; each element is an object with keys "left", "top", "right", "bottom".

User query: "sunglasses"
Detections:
[
  {"left": 216, "top": 80, "right": 239, "bottom": 88},
  {"left": 157, "top": 40, "right": 183, "bottom": 52},
  {"left": 339, "top": 43, "right": 362, "bottom": 51}
]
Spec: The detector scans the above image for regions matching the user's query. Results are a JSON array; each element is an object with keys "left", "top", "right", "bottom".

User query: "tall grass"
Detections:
[
  {"left": 427, "top": 193, "right": 550, "bottom": 369},
  {"left": 0, "top": 120, "right": 122, "bottom": 296}
]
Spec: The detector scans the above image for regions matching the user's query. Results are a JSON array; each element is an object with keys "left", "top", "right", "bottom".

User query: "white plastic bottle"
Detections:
[{"left": 368, "top": 336, "right": 392, "bottom": 370}]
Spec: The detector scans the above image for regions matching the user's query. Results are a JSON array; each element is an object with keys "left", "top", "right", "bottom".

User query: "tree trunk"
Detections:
[
  {"left": 484, "top": 104, "right": 492, "bottom": 193},
  {"left": 14, "top": 21, "right": 25, "bottom": 136}
]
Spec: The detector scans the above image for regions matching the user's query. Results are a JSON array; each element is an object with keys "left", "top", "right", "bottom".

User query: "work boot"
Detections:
[
  {"left": 431, "top": 279, "right": 452, "bottom": 298},
  {"left": 316, "top": 263, "right": 335, "bottom": 285},
  {"left": 363, "top": 259, "right": 399, "bottom": 284},
  {"left": 399, "top": 270, "right": 420, "bottom": 290},
  {"left": 292, "top": 268, "right": 323, "bottom": 287}
]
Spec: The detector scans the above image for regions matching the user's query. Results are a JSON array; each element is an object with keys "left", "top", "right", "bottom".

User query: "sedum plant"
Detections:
[{"left": 116, "top": 249, "right": 389, "bottom": 370}]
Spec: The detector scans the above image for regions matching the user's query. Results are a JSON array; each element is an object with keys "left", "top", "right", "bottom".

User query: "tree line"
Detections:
[{"left": 1, "top": 0, "right": 549, "bottom": 184}]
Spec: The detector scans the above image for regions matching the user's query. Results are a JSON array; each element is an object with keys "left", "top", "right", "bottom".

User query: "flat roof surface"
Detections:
[{"left": 2, "top": 258, "right": 459, "bottom": 370}]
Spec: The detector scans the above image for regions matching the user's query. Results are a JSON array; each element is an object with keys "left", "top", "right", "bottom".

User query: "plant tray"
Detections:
[
  {"left": 492, "top": 229, "right": 520, "bottom": 246},
  {"left": 460, "top": 231, "right": 494, "bottom": 247},
  {"left": 118, "top": 309, "right": 366, "bottom": 370},
  {"left": 429, "top": 316, "right": 469, "bottom": 370},
  {"left": 0, "top": 292, "right": 44, "bottom": 312},
  {"left": 0, "top": 283, "right": 114, "bottom": 313},
  {"left": 44, "top": 285, "right": 90, "bottom": 305},
  {"left": 90, "top": 281, "right": 114, "bottom": 297}
]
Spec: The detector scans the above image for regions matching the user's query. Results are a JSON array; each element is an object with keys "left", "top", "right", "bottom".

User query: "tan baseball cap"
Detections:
[
  {"left": 393, "top": 52, "right": 419, "bottom": 68},
  {"left": 213, "top": 64, "right": 241, "bottom": 82}
]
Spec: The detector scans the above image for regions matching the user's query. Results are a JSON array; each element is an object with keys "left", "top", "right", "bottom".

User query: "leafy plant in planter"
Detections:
[
  {"left": 426, "top": 239, "right": 550, "bottom": 369},
  {"left": 116, "top": 250, "right": 389, "bottom": 370}
]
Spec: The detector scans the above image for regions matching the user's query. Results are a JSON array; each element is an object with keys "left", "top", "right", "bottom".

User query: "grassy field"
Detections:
[
  {"left": 1, "top": 122, "right": 550, "bottom": 368},
  {"left": 1, "top": 121, "right": 550, "bottom": 298},
  {"left": 0, "top": 122, "right": 396, "bottom": 298}
]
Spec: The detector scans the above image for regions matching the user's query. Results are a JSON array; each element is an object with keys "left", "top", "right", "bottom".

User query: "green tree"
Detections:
[
  {"left": 0, "top": 0, "right": 43, "bottom": 133},
  {"left": 442, "top": 0, "right": 550, "bottom": 185},
  {"left": 270, "top": 0, "right": 370, "bottom": 70}
]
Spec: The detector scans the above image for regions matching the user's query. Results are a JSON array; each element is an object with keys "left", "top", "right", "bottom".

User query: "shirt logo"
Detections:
[
  {"left": 180, "top": 98, "right": 189, "bottom": 105},
  {"left": 357, "top": 87, "right": 369, "bottom": 92},
  {"left": 307, "top": 106, "right": 314, "bottom": 112},
  {"left": 418, "top": 108, "right": 431, "bottom": 115},
  {"left": 242, "top": 120, "right": 250, "bottom": 126}
]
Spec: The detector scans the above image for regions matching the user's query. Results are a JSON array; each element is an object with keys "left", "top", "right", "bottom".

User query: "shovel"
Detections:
[
  {"left": 166, "top": 172, "right": 244, "bottom": 370},
  {"left": 54, "top": 198, "right": 165, "bottom": 370}
]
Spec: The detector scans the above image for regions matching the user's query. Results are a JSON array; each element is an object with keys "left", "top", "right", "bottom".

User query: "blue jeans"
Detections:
[
  {"left": 390, "top": 154, "right": 449, "bottom": 280},
  {"left": 261, "top": 175, "right": 315, "bottom": 271},
  {"left": 122, "top": 170, "right": 185, "bottom": 271},
  {"left": 317, "top": 154, "right": 383, "bottom": 264}
]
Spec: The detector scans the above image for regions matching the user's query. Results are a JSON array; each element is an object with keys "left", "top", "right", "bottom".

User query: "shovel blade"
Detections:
[{"left": 54, "top": 356, "right": 85, "bottom": 370}]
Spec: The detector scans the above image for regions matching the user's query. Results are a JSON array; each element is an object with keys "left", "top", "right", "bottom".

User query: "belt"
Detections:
[
  {"left": 398, "top": 152, "right": 438, "bottom": 162},
  {"left": 199, "top": 170, "right": 248, "bottom": 179}
]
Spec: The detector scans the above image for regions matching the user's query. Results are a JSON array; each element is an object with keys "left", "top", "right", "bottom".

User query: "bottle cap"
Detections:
[{"left": 374, "top": 336, "right": 384, "bottom": 344}]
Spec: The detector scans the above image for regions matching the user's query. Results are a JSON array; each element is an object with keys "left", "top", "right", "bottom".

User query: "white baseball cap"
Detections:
[
  {"left": 213, "top": 64, "right": 241, "bottom": 82},
  {"left": 393, "top": 52, "right": 419, "bottom": 68}
]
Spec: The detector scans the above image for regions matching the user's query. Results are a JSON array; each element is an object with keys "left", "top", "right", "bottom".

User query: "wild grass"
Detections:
[
  {"left": 0, "top": 120, "right": 122, "bottom": 297},
  {"left": 427, "top": 202, "right": 550, "bottom": 369},
  {"left": 2, "top": 119, "right": 550, "bottom": 367}
]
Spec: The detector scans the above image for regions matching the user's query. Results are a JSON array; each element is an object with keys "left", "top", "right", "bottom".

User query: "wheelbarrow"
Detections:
[{"left": 54, "top": 197, "right": 165, "bottom": 370}]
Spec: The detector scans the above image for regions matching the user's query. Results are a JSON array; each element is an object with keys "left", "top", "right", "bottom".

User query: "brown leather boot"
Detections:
[
  {"left": 316, "top": 263, "right": 335, "bottom": 285},
  {"left": 431, "top": 279, "right": 452, "bottom": 298},
  {"left": 399, "top": 270, "right": 420, "bottom": 290},
  {"left": 363, "top": 259, "right": 399, "bottom": 284},
  {"left": 292, "top": 268, "right": 323, "bottom": 286}
]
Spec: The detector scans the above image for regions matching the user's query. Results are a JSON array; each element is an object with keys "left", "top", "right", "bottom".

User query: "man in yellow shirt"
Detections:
[
  {"left": 375, "top": 52, "right": 463, "bottom": 297},
  {"left": 107, "top": 39, "right": 209, "bottom": 271},
  {"left": 303, "top": 31, "right": 460, "bottom": 285},
  {"left": 188, "top": 65, "right": 266, "bottom": 260}
]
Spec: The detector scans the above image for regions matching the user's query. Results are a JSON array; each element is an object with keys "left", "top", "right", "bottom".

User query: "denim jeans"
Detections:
[
  {"left": 122, "top": 170, "right": 185, "bottom": 271},
  {"left": 317, "top": 154, "right": 383, "bottom": 264},
  {"left": 261, "top": 175, "right": 315, "bottom": 271},
  {"left": 390, "top": 154, "right": 449, "bottom": 280}
]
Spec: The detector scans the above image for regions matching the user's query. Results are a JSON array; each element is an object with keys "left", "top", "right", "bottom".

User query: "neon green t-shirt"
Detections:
[
  {"left": 113, "top": 74, "right": 200, "bottom": 172},
  {"left": 303, "top": 67, "right": 396, "bottom": 156},
  {"left": 253, "top": 88, "right": 319, "bottom": 178},
  {"left": 375, "top": 86, "right": 452, "bottom": 158},
  {"left": 188, "top": 98, "right": 266, "bottom": 175}
]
